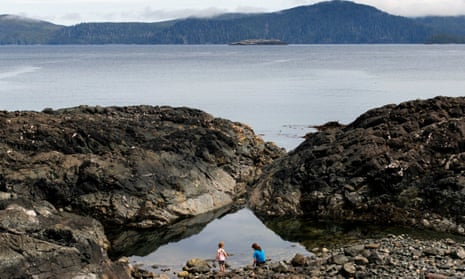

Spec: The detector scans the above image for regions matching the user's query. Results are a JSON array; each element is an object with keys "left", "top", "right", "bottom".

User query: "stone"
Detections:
[
  {"left": 365, "top": 243, "right": 381, "bottom": 249},
  {"left": 184, "top": 258, "right": 211, "bottom": 274},
  {"left": 354, "top": 255, "right": 369, "bottom": 265},
  {"left": 423, "top": 248, "right": 444, "bottom": 257},
  {"left": 368, "top": 252, "right": 384, "bottom": 264},
  {"left": 321, "top": 247, "right": 329, "bottom": 255},
  {"left": 271, "top": 261, "right": 289, "bottom": 273},
  {"left": 332, "top": 254, "right": 349, "bottom": 265},
  {"left": 453, "top": 247, "right": 465, "bottom": 259},
  {"left": 341, "top": 262, "right": 356, "bottom": 277},
  {"left": 177, "top": 271, "right": 189, "bottom": 278},
  {"left": 426, "top": 273, "right": 448, "bottom": 279},
  {"left": 291, "top": 253, "right": 307, "bottom": 266},
  {"left": 344, "top": 244, "right": 365, "bottom": 257}
]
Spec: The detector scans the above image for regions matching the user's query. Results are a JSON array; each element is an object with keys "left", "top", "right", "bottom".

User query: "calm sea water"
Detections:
[
  {"left": 129, "top": 208, "right": 313, "bottom": 271},
  {"left": 2, "top": 44, "right": 465, "bottom": 274},
  {"left": 2, "top": 45, "right": 465, "bottom": 150}
]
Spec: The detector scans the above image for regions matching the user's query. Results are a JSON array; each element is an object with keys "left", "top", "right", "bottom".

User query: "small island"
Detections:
[{"left": 229, "top": 39, "right": 288, "bottom": 45}]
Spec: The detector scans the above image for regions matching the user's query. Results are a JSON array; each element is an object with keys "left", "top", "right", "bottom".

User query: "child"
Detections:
[
  {"left": 251, "top": 243, "right": 266, "bottom": 266},
  {"left": 216, "top": 241, "right": 228, "bottom": 273}
]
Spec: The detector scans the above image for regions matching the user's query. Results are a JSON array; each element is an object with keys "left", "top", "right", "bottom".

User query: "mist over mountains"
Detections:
[{"left": 1, "top": 1, "right": 465, "bottom": 44}]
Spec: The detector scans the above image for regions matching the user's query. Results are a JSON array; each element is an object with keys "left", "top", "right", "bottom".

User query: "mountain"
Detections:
[
  {"left": 147, "top": 1, "right": 430, "bottom": 44},
  {"left": 0, "top": 14, "right": 63, "bottom": 44},
  {"left": 414, "top": 16, "right": 465, "bottom": 43},
  {"left": 48, "top": 21, "right": 177, "bottom": 44},
  {"left": 1, "top": 1, "right": 465, "bottom": 44}
]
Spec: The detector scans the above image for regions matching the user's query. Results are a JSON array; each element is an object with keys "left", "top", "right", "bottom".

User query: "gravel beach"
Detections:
[{"left": 130, "top": 234, "right": 465, "bottom": 278}]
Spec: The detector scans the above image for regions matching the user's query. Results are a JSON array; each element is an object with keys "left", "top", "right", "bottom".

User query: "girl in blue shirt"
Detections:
[{"left": 251, "top": 243, "right": 266, "bottom": 266}]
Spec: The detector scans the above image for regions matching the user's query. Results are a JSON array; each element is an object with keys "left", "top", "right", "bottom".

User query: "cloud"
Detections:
[
  {"left": 140, "top": 6, "right": 229, "bottom": 21},
  {"left": 359, "top": 0, "right": 465, "bottom": 16},
  {"left": 4, "top": 0, "right": 465, "bottom": 25},
  {"left": 57, "top": 13, "right": 83, "bottom": 24}
]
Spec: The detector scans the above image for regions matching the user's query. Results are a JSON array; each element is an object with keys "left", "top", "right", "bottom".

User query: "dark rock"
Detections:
[
  {"left": 344, "top": 244, "right": 365, "bottom": 257},
  {"left": 249, "top": 96, "right": 465, "bottom": 234},
  {"left": 0, "top": 199, "right": 129, "bottom": 278},
  {"left": 0, "top": 106, "right": 283, "bottom": 229},
  {"left": 0, "top": 105, "right": 283, "bottom": 278},
  {"left": 367, "top": 251, "right": 384, "bottom": 264}
]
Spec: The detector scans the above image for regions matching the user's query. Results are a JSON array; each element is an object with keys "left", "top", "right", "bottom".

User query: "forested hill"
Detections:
[
  {"left": 148, "top": 1, "right": 430, "bottom": 44},
  {"left": 414, "top": 16, "right": 465, "bottom": 43},
  {"left": 1, "top": 1, "right": 465, "bottom": 44},
  {"left": 0, "top": 15, "right": 63, "bottom": 44}
]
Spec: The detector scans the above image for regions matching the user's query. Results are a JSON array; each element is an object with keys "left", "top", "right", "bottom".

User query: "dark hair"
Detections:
[{"left": 251, "top": 243, "right": 262, "bottom": 251}]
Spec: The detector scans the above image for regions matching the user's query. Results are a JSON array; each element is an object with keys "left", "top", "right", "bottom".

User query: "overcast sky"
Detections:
[{"left": 2, "top": 0, "right": 465, "bottom": 26}]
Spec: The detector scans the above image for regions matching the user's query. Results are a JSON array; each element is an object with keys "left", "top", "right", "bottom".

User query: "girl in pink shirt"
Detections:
[{"left": 216, "top": 241, "right": 228, "bottom": 273}]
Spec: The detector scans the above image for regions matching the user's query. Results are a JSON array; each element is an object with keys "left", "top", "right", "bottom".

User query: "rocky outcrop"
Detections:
[
  {"left": 0, "top": 105, "right": 283, "bottom": 228},
  {"left": 249, "top": 96, "right": 465, "bottom": 234},
  {"left": 0, "top": 197, "right": 130, "bottom": 279},
  {"left": 0, "top": 105, "right": 283, "bottom": 278}
]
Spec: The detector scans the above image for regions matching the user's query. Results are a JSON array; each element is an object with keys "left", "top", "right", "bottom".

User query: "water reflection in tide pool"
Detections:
[
  {"left": 126, "top": 207, "right": 465, "bottom": 276},
  {"left": 129, "top": 208, "right": 312, "bottom": 272}
]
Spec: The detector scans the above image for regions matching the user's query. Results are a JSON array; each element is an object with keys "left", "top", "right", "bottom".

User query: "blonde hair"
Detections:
[{"left": 218, "top": 241, "right": 224, "bottom": 248}]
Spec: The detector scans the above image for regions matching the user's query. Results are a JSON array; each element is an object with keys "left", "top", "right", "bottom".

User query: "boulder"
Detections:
[
  {"left": 291, "top": 253, "right": 307, "bottom": 266},
  {"left": 0, "top": 198, "right": 130, "bottom": 278},
  {"left": 249, "top": 96, "right": 465, "bottom": 234},
  {"left": 183, "top": 258, "right": 211, "bottom": 274}
]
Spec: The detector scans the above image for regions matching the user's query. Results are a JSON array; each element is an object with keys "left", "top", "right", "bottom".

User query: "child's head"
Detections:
[
  {"left": 252, "top": 243, "right": 261, "bottom": 251},
  {"left": 218, "top": 241, "right": 224, "bottom": 248}
]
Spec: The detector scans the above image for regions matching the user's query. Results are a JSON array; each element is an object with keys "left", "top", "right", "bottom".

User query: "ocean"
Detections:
[
  {"left": 1, "top": 44, "right": 465, "bottom": 273},
  {"left": 2, "top": 44, "right": 465, "bottom": 150}
]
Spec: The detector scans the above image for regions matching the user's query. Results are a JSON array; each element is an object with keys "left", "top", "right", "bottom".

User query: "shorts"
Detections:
[{"left": 218, "top": 260, "right": 225, "bottom": 265}]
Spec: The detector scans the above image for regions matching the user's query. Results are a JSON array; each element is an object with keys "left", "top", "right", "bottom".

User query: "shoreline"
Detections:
[{"left": 131, "top": 234, "right": 465, "bottom": 278}]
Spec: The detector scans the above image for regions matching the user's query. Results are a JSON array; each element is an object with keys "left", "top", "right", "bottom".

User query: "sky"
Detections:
[{"left": 2, "top": 0, "right": 465, "bottom": 26}]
